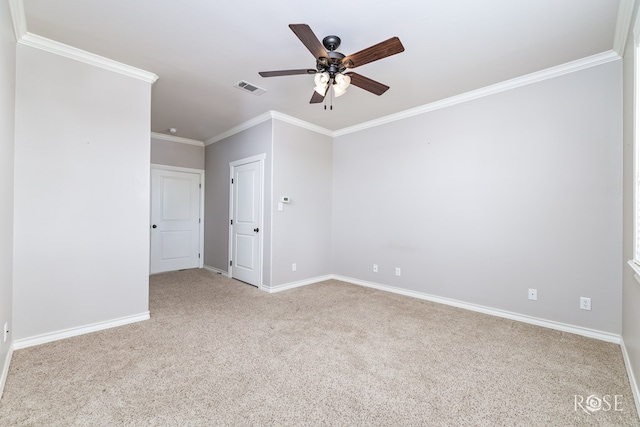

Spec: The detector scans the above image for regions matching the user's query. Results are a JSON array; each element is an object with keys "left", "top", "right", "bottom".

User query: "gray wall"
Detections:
[
  {"left": 0, "top": 0, "right": 16, "bottom": 377},
  {"left": 151, "top": 137, "right": 204, "bottom": 170},
  {"left": 13, "top": 45, "right": 152, "bottom": 340},
  {"left": 204, "top": 121, "right": 272, "bottom": 285},
  {"left": 271, "top": 121, "right": 333, "bottom": 286},
  {"left": 622, "top": 4, "right": 640, "bottom": 407},
  {"left": 333, "top": 61, "right": 622, "bottom": 333}
]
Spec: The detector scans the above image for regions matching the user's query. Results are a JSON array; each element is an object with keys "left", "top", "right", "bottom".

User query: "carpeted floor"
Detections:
[{"left": 0, "top": 269, "right": 638, "bottom": 426}]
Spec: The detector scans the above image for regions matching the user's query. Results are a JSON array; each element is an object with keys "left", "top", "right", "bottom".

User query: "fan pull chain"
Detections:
[
  {"left": 329, "top": 78, "right": 334, "bottom": 110},
  {"left": 321, "top": 79, "right": 334, "bottom": 111}
]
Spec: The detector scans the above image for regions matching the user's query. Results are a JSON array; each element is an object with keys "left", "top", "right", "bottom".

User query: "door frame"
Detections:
[
  {"left": 150, "top": 163, "right": 205, "bottom": 271},
  {"left": 228, "top": 154, "right": 265, "bottom": 290}
]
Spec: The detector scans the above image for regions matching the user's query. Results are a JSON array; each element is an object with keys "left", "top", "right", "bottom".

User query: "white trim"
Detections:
[
  {"left": 9, "top": 0, "right": 158, "bottom": 84},
  {"left": 271, "top": 111, "right": 333, "bottom": 137},
  {"left": 18, "top": 32, "right": 158, "bottom": 84},
  {"left": 0, "top": 344, "right": 14, "bottom": 400},
  {"left": 263, "top": 273, "right": 620, "bottom": 343},
  {"left": 621, "top": 338, "right": 640, "bottom": 419},
  {"left": 269, "top": 122, "right": 275, "bottom": 290},
  {"left": 265, "top": 275, "right": 333, "bottom": 293},
  {"left": 614, "top": 0, "right": 637, "bottom": 56},
  {"left": 635, "top": 1, "right": 640, "bottom": 46},
  {"left": 150, "top": 164, "right": 205, "bottom": 270},
  {"left": 634, "top": 4, "right": 640, "bottom": 270},
  {"left": 206, "top": 112, "right": 273, "bottom": 145},
  {"left": 210, "top": 51, "right": 622, "bottom": 142},
  {"left": 150, "top": 163, "right": 204, "bottom": 174},
  {"left": 8, "top": 0, "right": 26, "bottom": 41},
  {"left": 628, "top": 260, "right": 640, "bottom": 285},
  {"left": 228, "top": 154, "right": 266, "bottom": 290},
  {"left": 334, "top": 50, "right": 620, "bottom": 137},
  {"left": 151, "top": 132, "right": 204, "bottom": 147},
  {"left": 12, "top": 312, "right": 150, "bottom": 350},
  {"left": 206, "top": 111, "right": 332, "bottom": 145},
  {"left": 203, "top": 265, "right": 229, "bottom": 277},
  {"left": 332, "top": 275, "right": 621, "bottom": 344}
]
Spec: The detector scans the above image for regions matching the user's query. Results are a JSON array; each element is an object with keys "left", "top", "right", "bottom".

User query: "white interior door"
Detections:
[
  {"left": 150, "top": 168, "right": 201, "bottom": 274},
  {"left": 230, "top": 159, "right": 262, "bottom": 287}
]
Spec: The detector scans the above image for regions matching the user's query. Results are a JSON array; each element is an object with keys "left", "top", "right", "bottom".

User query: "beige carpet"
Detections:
[{"left": 0, "top": 269, "right": 638, "bottom": 426}]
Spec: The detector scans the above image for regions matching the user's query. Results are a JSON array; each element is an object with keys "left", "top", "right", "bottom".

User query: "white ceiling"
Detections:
[{"left": 21, "top": 0, "right": 623, "bottom": 142}]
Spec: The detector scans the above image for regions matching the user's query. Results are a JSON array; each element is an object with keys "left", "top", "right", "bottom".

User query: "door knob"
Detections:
[
  {"left": 254, "top": 228, "right": 259, "bottom": 233},
  {"left": 152, "top": 224, "right": 157, "bottom": 229}
]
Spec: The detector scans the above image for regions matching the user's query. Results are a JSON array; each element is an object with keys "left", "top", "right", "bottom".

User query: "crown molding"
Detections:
[
  {"left": 18, "top": 32, "right": 159, "bottom": 84},
  {"left": 205, "top": 112, "right": 273, "bottom": 145},
  {"left": 8, "top": 0, "right": 158, "bottom": 83},
  {"left": 614, "top": 0, "right": 637, "bottom": 56},
  {"left": 150, "top": 132, "right": 204, "bottom": 147},
  {"left": 270, "top": 111, "right": 333, "bottom": 137},
  {"left": 8, "top": 0, "right": 26, "bottom": 41},
  {"left": 334, "top": 50, "right": 621, "bottom": 137},
  {"left": 205, "top": 111, "right": 332, "bottom": 145},
  {"left": 209, "top": 50, "right": 621, "bottom": 142}
]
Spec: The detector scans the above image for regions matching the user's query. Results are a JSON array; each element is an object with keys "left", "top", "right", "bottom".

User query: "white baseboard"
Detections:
[
  {"left": 12, "top": 312, "right": 150, "bottom": 350},
  {"left": 332, "top": 275, "right": 621, "bottom": 344},
  {"left": 264, "top": 273, "right": 620, "bottom": 343},
  {"left": 0, "top": 343, "right": 13, "bottom": 400},
  {"left": 266, "top": 275, "right": 333, "bottom": 293},
  {"left": 203, "top": 265, "right": 229, "bottom": 277},
  {"left": 621, "top": 338, "right": 640, "bottom": 419}
]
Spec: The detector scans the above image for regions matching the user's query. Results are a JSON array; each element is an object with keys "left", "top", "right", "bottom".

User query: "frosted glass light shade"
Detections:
[
  {"left": 314, "top": 72, "right": 330, "bottom": 85},
  {"left": 334, "top": 73, "right": 350, "bottom": 89},
  {"left": 333, "top": 73, "right": 350, "bottom": 97},
  {"left": 314, "top": 83, "right": 328, "bottom": 95},
  {"left": 333, "top": 84, "right": 347, "bottom": 97},
  {"left": 313, "top": 72, "right": 330, "bottom": 96}
]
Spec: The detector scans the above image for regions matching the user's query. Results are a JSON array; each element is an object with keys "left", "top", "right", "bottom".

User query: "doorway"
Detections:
[
  {"left": 150, "top": 165, "right": 204, "bottom": 274},
  {"left": 229, "top": 155, "right": 265, "bottom": 288}
]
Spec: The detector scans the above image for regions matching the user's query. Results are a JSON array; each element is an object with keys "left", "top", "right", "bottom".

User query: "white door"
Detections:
[
  {"left": 230, "top": 159, "right": 262, "bottom": 287},
  {"left": 150, "top": 169, "right": 201, "bottom": 274}
]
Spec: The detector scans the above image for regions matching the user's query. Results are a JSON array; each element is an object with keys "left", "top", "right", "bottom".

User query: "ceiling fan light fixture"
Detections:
[
  {"left": 314, "top": 71, "right": 330, "bottom": 86},
  {"left": 332, "top": 73, "right": 350, "bottom": 97},
  {"left": 313, "top": 71, "right": 330, "bottom": 95},
  {"left": 334, "top": 73, "right": 350, "bottom": 89},
  {"left": 333, "top": 84, "right": 347, "bottom": 97},
  {"left": 314, "top": 83, "right": 329, "bottom": 95},
  {"left": 258, "top": 24, "right": 404, "bottom": 105}
]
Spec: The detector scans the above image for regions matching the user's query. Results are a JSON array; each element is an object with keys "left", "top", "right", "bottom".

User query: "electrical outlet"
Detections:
[
  {"left": 3, "top": 322, "right": 7, "bottom": 342},
  {"left": 292, "top": 263, "right": 297, "bottom": 272},
  {"left": 528, "top": 288, "right": 537, "bottom": 301},
  {"left": 580, "top": 297, "right": 591, "bottom": 311},
  {"left": 373, "top": 264, "right": 378, "bottom": 272},
  {"left": 395, "top": 267, "right": 401, "bottom": 276}
]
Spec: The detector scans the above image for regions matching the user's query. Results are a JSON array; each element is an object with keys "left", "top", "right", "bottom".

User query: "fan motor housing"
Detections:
[{"left": 317, "top": 50, "right": 346, "bottom": 76}]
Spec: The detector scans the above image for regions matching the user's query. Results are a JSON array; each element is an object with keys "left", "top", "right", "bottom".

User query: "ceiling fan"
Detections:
[{"left": 259, "top": 24, "right": 404, "bottom": 105}]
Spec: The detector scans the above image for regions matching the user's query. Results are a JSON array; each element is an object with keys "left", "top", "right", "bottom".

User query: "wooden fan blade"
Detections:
[
  {"left": 310, "top": 91, "right": 325, "bottom": 103},
  {"left": 259, "top": 69, "right": 316, "bottom": 77},
  {"left": 342, "top": 37, "right": 404, "bottom": 69},
  {"left": 345, "top": 72, "right": 390, "bottom": 96},
  {"left": 289, "top": 24, "right": 329, "bottom": 60}
]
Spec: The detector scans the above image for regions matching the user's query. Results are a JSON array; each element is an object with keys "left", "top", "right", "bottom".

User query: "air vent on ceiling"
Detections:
[{"left": 234, "top": 80, "right": 267, "bottom": 96}]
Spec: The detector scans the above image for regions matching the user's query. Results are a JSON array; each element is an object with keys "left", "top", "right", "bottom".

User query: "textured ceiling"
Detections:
[{"left": 22, "top": 0, "right": 622, "bottom": 141}]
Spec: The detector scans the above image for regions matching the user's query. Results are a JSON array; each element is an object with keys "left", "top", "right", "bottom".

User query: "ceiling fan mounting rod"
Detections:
[{"left": 322, "top": 35, "right": 341, "bottom": 52}]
